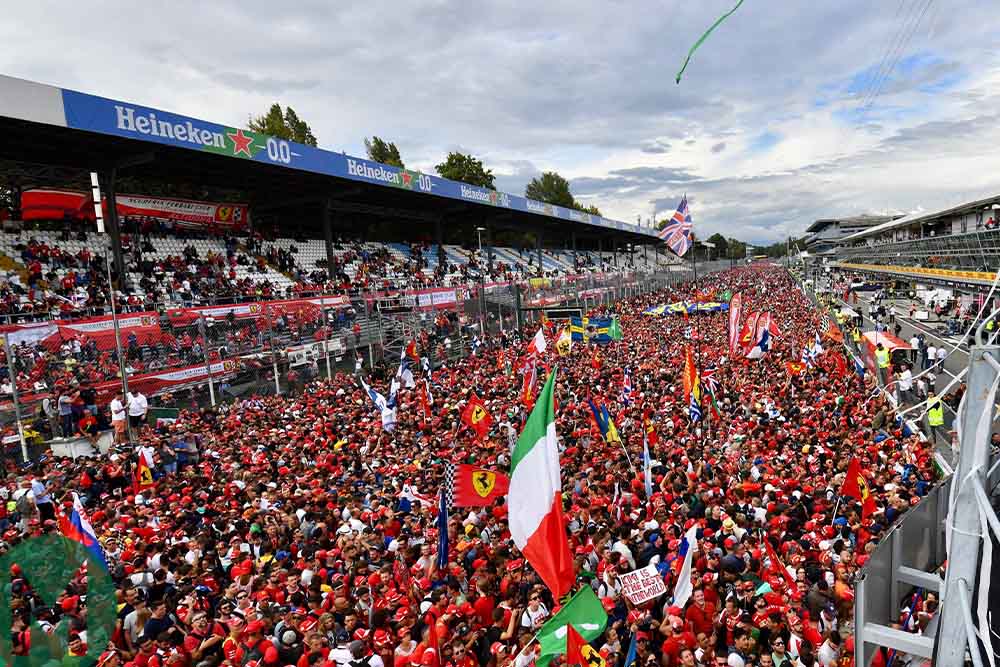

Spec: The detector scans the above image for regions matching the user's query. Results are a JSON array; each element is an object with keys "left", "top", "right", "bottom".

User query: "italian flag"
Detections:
[{"left": 509, "top": 368, "right": 574, "bottom": 598}]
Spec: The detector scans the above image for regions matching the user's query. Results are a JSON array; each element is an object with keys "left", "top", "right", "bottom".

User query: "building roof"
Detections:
[
  {"left": 0, "top": 74, "right": 657, "bottom": 241},
  {"left": 840, "top": 194, "right": 1000, "bottom": 244},
  {"left": 805, "top": 214, "right": 899, "bottom": 234}
]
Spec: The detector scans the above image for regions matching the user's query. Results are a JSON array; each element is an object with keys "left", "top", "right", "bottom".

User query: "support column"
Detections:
[
  {"left": 613, "top": 239, "right": 619, "bottom": 267},
  {"left": 100, "top": 169, "right": 126, "bottom": 281},
  {"left": 485, "top": 223, "right": 495, "bottom": 272},
  {"left": 571, "top": 232, "right": 577, "bottom": 263},
  {"left": 597, "top": 237, "right": 603, "bottom": 267},
  {"left": 323, "top": 202, "right": 336, "bottom": 280},
  {"left": 536, "top": 230, "right": 543, "bottom": 275},
  {"left": 435, "top": 218, "right": 445, "bottom": 268}
]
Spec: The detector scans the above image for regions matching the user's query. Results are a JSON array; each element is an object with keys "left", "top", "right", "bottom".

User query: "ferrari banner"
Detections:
[{"left": 451, "top": 463, "right": 510, "bottom": 507}]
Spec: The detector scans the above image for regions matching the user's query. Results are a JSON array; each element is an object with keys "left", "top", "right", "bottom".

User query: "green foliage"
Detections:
[
  {"left": 248, "top": 103, "right": 318, "bottom": 146},
  {"left": 757, "top": 236, "right": 808, "bottom": 257},
  {"left": 364, "top": 136, "right": 405, "bottom": 168},
  {"left": 580, "top": 204, "right": 602, "bottom": 216},
  {"left": 706, "top": 232, "right": 729, "bottom": 255},
  {"left": 435, "top": 151, "right": 495, "bottom": 188},
  {"left": 525, "top": 172, "right": 576, "bottom": 209}
]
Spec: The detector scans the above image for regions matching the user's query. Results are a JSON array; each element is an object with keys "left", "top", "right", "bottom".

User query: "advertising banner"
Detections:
[
  {"left": 57, "top": 88, "right": 653, "bottom": 238},
  {"left": 20, "top": 189, "right": 248, "bottom": 230},
  {"left": 114, "top": 195, "right": 248, "bottom": 230},
  {"left": 164, "top": 295, "right": 350, "bottom": 326},
  {"left": 1, "top": 311, "right": 163, "bottom": 352}
]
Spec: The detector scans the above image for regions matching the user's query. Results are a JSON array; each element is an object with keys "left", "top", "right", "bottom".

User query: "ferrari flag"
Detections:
[{"left": 448, "top": 463, "right": 510, "bottom": 507}]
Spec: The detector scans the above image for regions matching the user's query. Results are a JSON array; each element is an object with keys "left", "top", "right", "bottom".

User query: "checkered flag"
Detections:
[{"left": 443, "top": 461, "right": 456, "bottom": 508}]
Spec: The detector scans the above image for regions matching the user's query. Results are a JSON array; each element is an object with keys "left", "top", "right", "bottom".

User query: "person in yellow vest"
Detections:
[
  {"left": 926, "top": 390, "right": 945, "bottom": 442},
  {"left": 875, "top": 342, "right": 890, "bottom": 387},
  {"left": 851, "top": 327, "right": 861, "bottom": 353}
]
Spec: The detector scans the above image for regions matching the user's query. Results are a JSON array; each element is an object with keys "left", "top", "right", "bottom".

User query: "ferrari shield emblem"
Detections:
[
  {"left": 581, "top": 644, "right": 606, "bottom": 667},
  {"left": 471, "top": 405, "right": 487, "bottom": 424},
  {"left": 472, "top": 470, "right": 496, "bottom": 498}
]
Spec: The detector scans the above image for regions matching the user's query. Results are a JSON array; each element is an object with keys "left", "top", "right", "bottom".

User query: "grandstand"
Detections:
[{"left": 0, "top": 74, "right": 692, "bottom": 437}]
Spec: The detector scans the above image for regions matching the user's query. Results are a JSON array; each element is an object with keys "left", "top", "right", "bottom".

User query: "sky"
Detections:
[{"left": 3, "top": 1, "right": 1000, "bottom": 244}]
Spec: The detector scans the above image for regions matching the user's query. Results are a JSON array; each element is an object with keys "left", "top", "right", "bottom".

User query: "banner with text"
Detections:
[{"left": 620, "top": 564, "right": 667, "bottom": 605}]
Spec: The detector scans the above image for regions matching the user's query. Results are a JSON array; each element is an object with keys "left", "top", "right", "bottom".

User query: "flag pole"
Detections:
[
  {"left": 690, "top": 219, "right": 704, "bottom": 444},
  {"left": 830, "top": 496, "right": 842, "bottom": 526}
]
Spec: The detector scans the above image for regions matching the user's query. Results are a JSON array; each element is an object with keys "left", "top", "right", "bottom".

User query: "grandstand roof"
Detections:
[
  {"left": 839, "top": 194, "right": 1000, "bottom": 244},
  {"left": 805, "top": 214, "right": 898, "bottom": 234},
  {"left": 0, "top": 74, "right": 658, "bottom": 243}
]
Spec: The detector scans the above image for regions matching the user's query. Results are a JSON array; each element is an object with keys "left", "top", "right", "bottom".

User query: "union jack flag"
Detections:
[
  {"left": 658, "top": 196, "right": 693, "bottom": 257},
  {"left": 701, "top": 366, "right": 720, "bottom": 394}
]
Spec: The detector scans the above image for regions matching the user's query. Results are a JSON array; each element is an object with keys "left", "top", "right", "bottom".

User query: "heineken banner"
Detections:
[{"left": 46, "top": 84, "right": 651, "bottom": 237}]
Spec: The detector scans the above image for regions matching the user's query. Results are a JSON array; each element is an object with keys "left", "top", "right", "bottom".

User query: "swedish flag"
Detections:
[{"left": 587, "top": 398, "right": 621, "bottom": 444}]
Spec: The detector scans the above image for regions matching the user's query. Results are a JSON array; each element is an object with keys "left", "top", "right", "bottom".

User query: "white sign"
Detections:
[{"left": 619, "top": 564, "right": 666, "bottom": 605}]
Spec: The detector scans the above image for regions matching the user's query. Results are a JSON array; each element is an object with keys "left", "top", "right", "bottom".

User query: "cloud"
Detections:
[
  {"left": 640, "top": 140, "right": 671, "bottom": 154},
  {"left": 0, "top": 0, "right": 997, "bottom": 244}
]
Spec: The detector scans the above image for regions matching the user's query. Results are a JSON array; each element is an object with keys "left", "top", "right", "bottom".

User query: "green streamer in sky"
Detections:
[{"left": 675, "top": 0, "right": 746, "bottom": 84}]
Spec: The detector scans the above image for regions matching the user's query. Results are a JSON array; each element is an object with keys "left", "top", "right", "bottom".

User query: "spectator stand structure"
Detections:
[
  {"left": 0, "top": 74, "right": 682, "bottom": 461},
  {"left": 791, "top": 262, "right": 1000, "bottom": 665}
]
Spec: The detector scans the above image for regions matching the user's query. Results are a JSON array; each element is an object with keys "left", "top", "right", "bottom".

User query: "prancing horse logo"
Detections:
[{"left": 472, "top": 470, "right": 496, "bottom": 498}]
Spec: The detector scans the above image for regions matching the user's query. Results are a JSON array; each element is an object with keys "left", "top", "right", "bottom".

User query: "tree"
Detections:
[
  {"left": 525, "top": 172, "right": 576, "bottom": 209},
  {"left": 706, "top": 233, "right": 729, "bottom": 257},
  {"left": 364, "top": 137, "right": 404, "bottom": 168},
  {"left": 435, "top": 152, "right": 495, "bottom": 188},
  {"left": 580, "top": 204, "right": 602, "bottom": 217},
  {"left": 727, "top": 238, "right": 747, "bottom": 260},
  {"left": 248, "top": 103, "right": 318, "bottom": 146}
]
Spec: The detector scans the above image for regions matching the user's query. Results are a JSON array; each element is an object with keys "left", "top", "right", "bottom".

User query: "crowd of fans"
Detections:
[
  {"left": 0, "top": 221, "right": 654, "bottom": 322},
  {"left": 0, "top": 264, "right": 939, "bottom": 667}
]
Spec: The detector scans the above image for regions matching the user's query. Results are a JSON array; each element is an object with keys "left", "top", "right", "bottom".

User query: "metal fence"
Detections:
[{"left": 0, "top": 267, "right": 696, "bottom": 462}]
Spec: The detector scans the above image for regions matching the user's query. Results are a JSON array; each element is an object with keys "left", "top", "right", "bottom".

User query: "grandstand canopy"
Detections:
[
  {"left": 839, "top": 194, "right": 1000, "bottom": 244},
  {"left": 0, "top": 74, "right": 659, "bottom": 248}
]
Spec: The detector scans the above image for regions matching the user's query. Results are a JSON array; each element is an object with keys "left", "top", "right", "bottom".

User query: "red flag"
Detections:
[
  {"left": 832, "top": 352, "right": 847, "bottom": 377},
  {"left": 762, "top": 537, "right": 797, "bottom": 590},
  {"left": 841, "top": 458, "right": 876, "bottom": 520},
  {"left": 461, "top": 395, "right": 493, "bottom": 440},
  {"left": 418, "top": 379, "right": 433, "bottom": 427},
  {"left": 785, "top": 361, "right": 806, "bottom": 376},
  {"left": 527, "top": 327, "right": 547, "bottom": 355},
  {"left": 565, "top": 624, "right": 587, "bottom": 667},
  {"left": 425, "top": 614, "right": 440, "bottom": 667},
  {"left": 133, "top": 456, "right": 154, "bottom": 493},
  {"left": 521, "top": 364, "right": 537, "bottom": 409},
  {"left": 643, "top": 408, "right": 659, "bottom": 448},
  {"left": 452, "top": 464, "right": 510, "bottom": 507},
  {"left": 405, "top": 340, "right": 420, "bottom": 365},
  {"left": 728, "top": 292, "right": 742, "bottom": 356}
]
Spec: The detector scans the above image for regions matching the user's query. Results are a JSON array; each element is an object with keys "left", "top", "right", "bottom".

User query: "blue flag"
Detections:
[
  {"left": 624, "top": 633, "right": 638, "bottom": 667},
  {"left": 436, "top": 488, "right": 449, "bottom": 571},
  {"left": 642, "top": 433, "right": 653, "bottom": 499}
]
